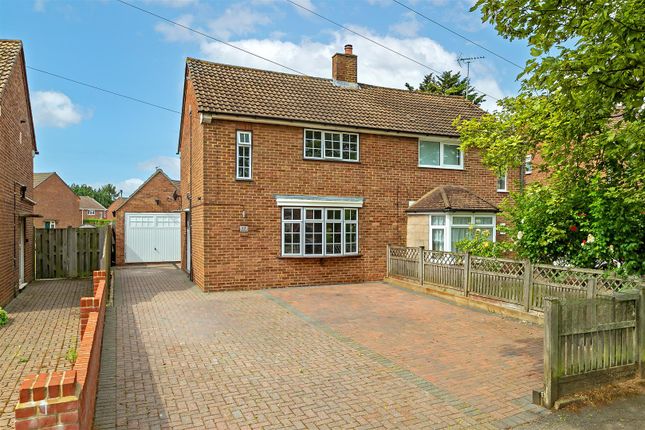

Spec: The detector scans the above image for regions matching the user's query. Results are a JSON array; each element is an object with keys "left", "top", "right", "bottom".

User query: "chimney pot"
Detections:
[{"left": 344, "top": 44, "right": 353, "bottom": 55}]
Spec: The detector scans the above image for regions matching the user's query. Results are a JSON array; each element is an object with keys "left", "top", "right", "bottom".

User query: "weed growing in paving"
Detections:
[{"left": 0, "top": 307, "right": 8, "bottom": 326}]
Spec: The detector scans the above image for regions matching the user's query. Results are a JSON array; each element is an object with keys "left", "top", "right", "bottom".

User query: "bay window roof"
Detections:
[{"left": 406, "top": 185, "right": 498, "bottom": 213}]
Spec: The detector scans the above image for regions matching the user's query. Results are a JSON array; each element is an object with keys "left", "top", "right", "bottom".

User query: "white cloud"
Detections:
[
  {"left": 389, "top": 12, "right": 422, "bottom": 37},
  {"left": 198, "top": 30, "right": 461, "bottom": 91},
  {"left": 116, "top": 178, "right": 145, "bottom": 197},
  {"left": 137, "top": 155, "right": 181, "bottom": 178},
  {"left": 32, "top": 91, "right": 89, "bottom": 128},
  {"left": 206, "top": 4, "right": 271, "bottom": 39},
  {"left": 143, "top": 0, "right": 198, "bottom": 7},
  {"left": 155, "top": 14, "right": 198, "bottom": 42},
  {"left": 33, "top": 0, "right": 47, "bottom": 12}
]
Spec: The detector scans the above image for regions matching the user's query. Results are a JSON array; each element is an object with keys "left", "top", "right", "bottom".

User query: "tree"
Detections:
[
  {"left": 406, "top": 71, "right": 485, "bottom": 105},
  {"left": 455, "top": 0, "right": 645, "bottom": 274},
  {"left": 71, "top": 183, "right": 119, "bottom": 208}
]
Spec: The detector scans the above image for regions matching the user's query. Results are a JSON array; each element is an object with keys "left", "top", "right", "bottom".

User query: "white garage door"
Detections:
[{"left": 125, "top": 213, "right": 181, "bottom": 263}]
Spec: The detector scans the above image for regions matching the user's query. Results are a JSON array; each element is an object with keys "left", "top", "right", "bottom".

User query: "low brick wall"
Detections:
[{"left": 14, "top": 270, "right": 108, "bottom": 430}]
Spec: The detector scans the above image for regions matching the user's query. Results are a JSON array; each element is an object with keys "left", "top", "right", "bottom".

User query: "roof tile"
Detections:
[{"left": 407, "top": 186, "right": 498, "bottom": 213}]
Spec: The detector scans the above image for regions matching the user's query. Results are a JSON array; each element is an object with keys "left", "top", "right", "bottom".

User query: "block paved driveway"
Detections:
[
  {"left": 95, "top": 266, "right": 548, "bottom": 429},
  {"left": 0, "top": 279, "right": 91, "bottom": 429}
]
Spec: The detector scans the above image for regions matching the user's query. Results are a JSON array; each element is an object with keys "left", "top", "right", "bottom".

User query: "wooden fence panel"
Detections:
[
  {"left": 423, "top": 251, "right": 464, "bottom": 291},
  {"left": 469, "top": 256, "right": 525, "bottom": 305},
  {"left": 543, "top": 293, "right": 642, "bottom": 407},
  {"left": 35, "top": 227, "right": 107, "bottom": 279},
  {"left": 388, "top": 246, "right": 419, "bottom": 280}
]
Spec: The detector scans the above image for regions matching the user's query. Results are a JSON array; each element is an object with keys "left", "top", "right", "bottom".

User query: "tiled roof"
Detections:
[
  {"left": 186, "top": 58, "right": 485, "bottom": 137},
  {"left": 33, "top": 172, "right": 54, "bottom": 188},
  {"left": 0, "top": 40, "right": 21, "bottom": 97},
  {"left": 407, "top": 186, "right": 498, "bottom": 213},
  {"left": 79, "top": 196, "right": 107, "bottom": 210},
  {"left": 108, "top": 197, "right": 128, "bottom": 212}
]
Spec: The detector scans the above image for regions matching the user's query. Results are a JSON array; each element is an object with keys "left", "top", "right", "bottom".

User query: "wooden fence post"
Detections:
[
  {"left": 68, "top": 227, "right": 78, "bottom": 278},
  {"left": 639, "top": 287, "right": 645, "bottom": 379},
  {"left": 418, "top": 246, "right": 424, "bottom": 285},
  {"left": 586, "top": 277, "right": 597, "bottom": 299},
  {"left": 544, "top": 297, "right": 560, "bottom": 408},
  {"left": 523, "top": 260, "right": 532, "bottom": 312},
  {"left": 386, "top": 244, "right": 391, "bottom": 277},
  {"left": 463, "top": 252, "right": 470, "bottom": 296}
]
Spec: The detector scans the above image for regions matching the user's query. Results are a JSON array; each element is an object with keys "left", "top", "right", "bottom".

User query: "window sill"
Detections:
[
  {"left": 418, "top": 165, "right": 464, "bottom": 171},
  {"left": 302, "top": 157, "right": 361, "bottom": 164},
  {"left": 497, "top": 190, "right": 508, "bottom": 193},
  {"left": 235, "top": 178, "right": 253, "bottom": 182},
  {"left": 278, "top": 253, "right": 362, "bottom": 259}
]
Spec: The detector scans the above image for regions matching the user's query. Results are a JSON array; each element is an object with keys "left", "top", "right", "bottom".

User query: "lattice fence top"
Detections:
[
  {"left": 423, "top": 250, "right": 464, "bottom": 266},
  {"left": 533, "top": 265, "right": 590, "bottom": 289},
  {"left": 470, "top": 256, "right": 524, "bottom": 276},
  {"left": 390, "top": 246, "right": 420, "bottom": 260},
  {"left": 596, "top": 276, "right": 644, "bottom": 294}
]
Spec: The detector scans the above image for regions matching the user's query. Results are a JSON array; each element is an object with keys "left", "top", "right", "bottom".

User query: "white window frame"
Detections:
[
  {"left": 281, "top": 206, "right": 359, "bottom": 257},
  {"left": 497, "top": 171, "right": 508, "bottom": 192},
  {"left": 525, "top": 154, "right": 533, "bottom": 174},
  {"left": 236, "top": 131, "right": 252, "bottom": 180},
  {"left": 45, "top": 220, "right": 56, "bottom": 229},
  {"left": 426, "top": 212, "right": 497, "bottom": 252},
  {"left": 418, "top": 139, "right": 464, "bottom": 170},
  {"left": 303, "top": 128, "right": 360, "bottom": 162},
  {"left": 87, "top": 209, "right": 96, "bottom": 216}
]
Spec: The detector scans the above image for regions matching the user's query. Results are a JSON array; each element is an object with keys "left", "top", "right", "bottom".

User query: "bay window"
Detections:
[
  {"left": 281, "top": 206, "right": 359, "bottom": 257},
  {"left": 427, "top": 213, "right": 496, "bottom": 252},
  {"left": 419, "top": 140, "right": 463, "bottom": 169}
]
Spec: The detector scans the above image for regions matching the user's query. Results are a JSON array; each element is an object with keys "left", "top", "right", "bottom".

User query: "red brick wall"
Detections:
[
  {"left": 33, "top": 175, "right": 82, "bottom": 229},
  {"left": 0, "top": 47, "right": 35, "bottom": 307},
  {"left": 114, "top": 172, "right": 181, "bottom": 265},
  {"left": 179, "top": 78, "right": 205, "bottom": 285},
  {"left": 180, "top": 88, "right": 520, "bottom": 291},
  {"left": 524, "top": 152, "right": 549, "bottom": 185},
  {"left": 15, "top": 270, "right": 108, "bottom": 430}
]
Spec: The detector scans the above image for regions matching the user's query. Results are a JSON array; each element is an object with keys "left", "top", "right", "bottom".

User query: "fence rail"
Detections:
[
  {"left": 387, "top": 245, "right": 643, "bottom": 313},
  {"left": 35, "top": 226, "right": 111, "bottom": 279}
]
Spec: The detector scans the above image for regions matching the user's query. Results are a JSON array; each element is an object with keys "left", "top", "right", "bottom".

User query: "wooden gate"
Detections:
[{"left": 35, "top": 226, "right": 110, "bottom": 279}]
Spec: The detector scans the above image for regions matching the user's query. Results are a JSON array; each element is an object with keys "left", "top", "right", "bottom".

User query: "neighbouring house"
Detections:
[
  {"left": 79, "top": 196, "right": 107, "bottom": 221},
  {"left": 0, "top": 40, "right": 37, "bottom": 306},
  {"left": 106, "top": 196, "right": 128, "bottom": 220},
  {"left": 114, "top": 168, "right": 181, "bottom": 265},
  {"left": 178, "top": 45, "right": 519, "bottom": 292},
  {"left": 33, "top": 172, "right": 82, "bottom": 229}
]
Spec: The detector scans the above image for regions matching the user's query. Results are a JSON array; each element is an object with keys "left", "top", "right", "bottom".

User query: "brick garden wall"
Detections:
[
  {"left": 114, "top": 172, "right": 181, "bottom": 265},
  {"left": 0, "top": 46, "right": 35, "bottom": 307},
  {"left": 33, "top": 175, "right": 82, "bottom": 229},
  {"left": 14, "top": 270, "right": 108, "bottom": 429},
  {"left": 179, "top": 75, "right": 520, "bottom": 292}
]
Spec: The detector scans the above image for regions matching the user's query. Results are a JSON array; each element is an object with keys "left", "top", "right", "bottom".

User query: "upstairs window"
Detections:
[
  {"left": 419, "top": 140, "right": 463, "bottom": 169},
  {"left": 87, "top": 209, "right": 96, "bottom": 216},
  {"left": 525, "top": 155, "right": 533, "bottom": 174},
  {"left": 236, "top": 131, "right": 252, "bottom": 180},
  {"left": 304, "top": 129, "right": 359, "bottom": 162},
  {"left": 497, "top": 171, "right": 507, "bottom": 192}
]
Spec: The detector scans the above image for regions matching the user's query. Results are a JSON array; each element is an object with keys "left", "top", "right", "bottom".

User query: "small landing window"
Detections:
[
  {"left": 87, "top": 209, "right": 96, "bottom": 216},
  {"left": 497, "top": 171, "right": 507, "bottom": 192},
  {"left": 44, "top": 220, "right": 56, "bottom": 229},
  {"left": 236, "top": 131, "right": 252, "bottom": 180}
]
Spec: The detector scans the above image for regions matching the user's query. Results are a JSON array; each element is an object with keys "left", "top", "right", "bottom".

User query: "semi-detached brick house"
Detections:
[
  {"left": 33, "top": 172, "right": 82, "bottom": 229},
  {"left": 79, "top": 195, "right": 107, "bottom": 222},
  {"left": 0, "top": 40, "right": 37, "bottom": 306},
  {"left": 178, "top": 45, "right": 519, "bottom": 292}
]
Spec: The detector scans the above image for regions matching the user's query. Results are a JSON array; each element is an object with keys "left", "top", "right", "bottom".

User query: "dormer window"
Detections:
[{"left": 304, "top": 129, "right": 359, "bottom": 162}]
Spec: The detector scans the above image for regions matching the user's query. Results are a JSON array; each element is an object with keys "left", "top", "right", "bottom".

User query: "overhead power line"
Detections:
[
  {"left": 286, "top": 0, "right": 498, "bottom": 101},
  {"left": 27, "top": 66, "right": 180, "bottom": 114},
  {"left": 116, "top": 0, "right": 307, "bottom": 76},
  {"left": 391, "top": 0, "right": 523, "bottom": 70}
]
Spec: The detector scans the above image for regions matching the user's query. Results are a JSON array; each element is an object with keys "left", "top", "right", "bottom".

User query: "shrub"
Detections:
[
  {"left": 0, "top": 307, "right": 8, "bottom": 326},
  {"left": 455, "top": 227, "right": 513, "bottom": 258}
]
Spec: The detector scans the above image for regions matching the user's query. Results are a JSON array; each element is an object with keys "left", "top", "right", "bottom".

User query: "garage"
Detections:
[{"left": 124, "top": 212, "right": 180, "bottom": 263}]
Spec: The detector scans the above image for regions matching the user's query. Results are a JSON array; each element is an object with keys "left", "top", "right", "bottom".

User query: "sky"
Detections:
[{"left": 1, "top": 0, "right": 530, "bottom": 196}]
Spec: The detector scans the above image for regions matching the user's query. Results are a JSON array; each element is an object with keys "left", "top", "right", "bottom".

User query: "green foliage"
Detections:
[
  {"left": 406, "top": 71, "right": 485, "bottom": 105},
  {"left": 455, "top": 227, "right": 512, "bottom": 258},
  {"left": 0, "top": 307, "right": 8, "bottom": 326},
  {"left": 456, "top": 0, "right": 645, "bottom": 274},
  {"left": 83, "top": 218, "right": 112, "bottom": 226},
  {"left": 65, "top": 346, "right": 77, "bottom": 365},
  {"left": 71, "top": 183, "right": 119, "bottom": 208}
]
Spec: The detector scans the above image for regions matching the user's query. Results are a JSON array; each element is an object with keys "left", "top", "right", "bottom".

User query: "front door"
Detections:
[{"left": 18, "top": 218, "right": 25, "bottom": 288}]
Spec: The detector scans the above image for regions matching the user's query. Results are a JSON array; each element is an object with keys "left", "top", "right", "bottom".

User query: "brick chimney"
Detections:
[{"left": 332, "top": 44, "right": 357, "bottom": 84}]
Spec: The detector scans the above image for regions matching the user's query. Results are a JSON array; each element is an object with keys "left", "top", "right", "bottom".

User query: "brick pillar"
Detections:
[
  {"left": 15, "top": 370, "right": 80, "bottom": 430},
  {"left": 92, "top": 270, "right": 107, "bottom": 296}
]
